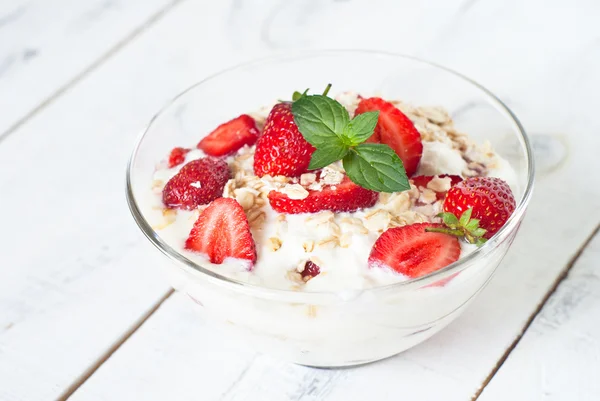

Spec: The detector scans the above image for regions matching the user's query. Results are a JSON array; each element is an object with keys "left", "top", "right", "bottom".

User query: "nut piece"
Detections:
[
  {"left": 280, "top": 183, "right": 309, "bottom": 200},
  {"left": 321, "top": 167, "right": 344, "bottom": 186},
  {"left": 300, "top": 173, "right": 317, "bottom": 186}
]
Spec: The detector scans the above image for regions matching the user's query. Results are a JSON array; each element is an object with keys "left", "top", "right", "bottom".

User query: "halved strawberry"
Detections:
[
  {"left": 411, "top": 174, "right": 463, "bottom": 200},
  {"left": 355, "top": 97, "right": 423, "bottom": 176},
  {"left": 268, "top": 176, "right": 378, "bottom": 214},
  {"left": 168, "top": 147, "right": 191, "bottom": 168},
  {"left": 185, "top": 198, "right": 256, "bottom": 265},
  {"left": 253, "top": 103, "right": 315, "bottom": 177},
  {"left": 368, "top": 223, "right": 460, "bottom": 278},
  {"left": 197, "top": 114, "right": 259, "bottom": 157},
  {"left": 162, "top": 158, "right": 230, "bottom": 210},
  {"left": 443, "top": 177, "right": 515, "bottom": 239}
]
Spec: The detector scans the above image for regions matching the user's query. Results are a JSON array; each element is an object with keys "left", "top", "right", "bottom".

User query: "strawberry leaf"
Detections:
[{"left": 459, "top": 208, "right": 472, "bottom": 227}]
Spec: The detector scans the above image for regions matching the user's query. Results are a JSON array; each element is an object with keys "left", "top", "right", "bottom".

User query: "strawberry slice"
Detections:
[
  {"left": 185, "top": 198, "right": 256, "bottom": 265},
  {"left": 368, "top": 223, "right": 460, "bottom": 278},
  {"left": 197, "top": 114, "right": 259, "bottom": 157},
  {"left": 411, "top": 174, "right": 463, "bottom": 200},
  {"left": 355, "top": 97, "right": 423, "bottom": 176},
  {"left": 268, "top": 176, "right": 378, "bottom": 214},
  {"left": 162, "top": 158, "right": 230, "bottom": 210},
  {"left": 168, "top": 147, "right": 191, "bottom": 168}
]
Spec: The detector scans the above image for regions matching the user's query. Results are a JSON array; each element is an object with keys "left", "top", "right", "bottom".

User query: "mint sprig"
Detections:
[{"left": 291, "top": 90, "right": 410, "bottom": 193}]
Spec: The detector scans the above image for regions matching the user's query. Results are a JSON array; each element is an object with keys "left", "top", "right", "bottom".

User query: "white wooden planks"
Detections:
[
  {"left": 479, "top": 228, "right": 600, "bottom": 401},
  {"left": 0, "top": 0, "right": 178, "bottom": 138},
  {"left": 64, "top": 0, "right": 600, "bottom": 400},
  {"left": 0, "top": 0, "right": 599, "bottom": 400}
]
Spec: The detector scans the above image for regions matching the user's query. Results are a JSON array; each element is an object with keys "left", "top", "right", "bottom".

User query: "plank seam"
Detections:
[
  {"left": 0, "top": 0, "right": 186, "bottom": 144},
  {"left": 54, "top": 288, "right": 174, "bottom": 401},
  {"left": 471, "top": 222, "right": 600, "bottom": 400}
]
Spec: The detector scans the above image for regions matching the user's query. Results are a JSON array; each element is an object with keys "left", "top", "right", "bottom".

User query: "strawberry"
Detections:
[
  {"left": 354, "top": 97, "right": 423, "bottom": 176},
  {"left": 168, "top": 147, "right": 191, "bottom": 168},
  {"left": 301, "top": 261, "right": 321, "bottom": 281},
  {"left": 253, "top": 102, "right": 315, "bottom": 177},
  {"left": 185, "top": 198, "right": 256, "bottom": 265},
  {"left": 162, "top": 158, "right": 230, "bottom": 210},
  {"left": 411, "top": 174, "right": 463, "bottom": 200},
  {"left": 443, "top": 177, "right": 516, "bottom": 239},
  {"left": 197, "top": 114, "right": 259, "bottom": 157},
  {"left": 268, "top": 176, "right": 378, "bottom": 214},
  {"left": 368, "top": 223, "right": 460, "bottom": 278}
]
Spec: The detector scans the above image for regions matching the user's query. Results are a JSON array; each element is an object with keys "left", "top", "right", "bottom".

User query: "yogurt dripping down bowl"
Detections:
[{"left": 126, "top": 50, "right": 535, "bottom": 303}]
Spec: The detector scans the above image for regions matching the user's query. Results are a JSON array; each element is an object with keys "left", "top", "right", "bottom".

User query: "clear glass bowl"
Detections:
[{"left": 126, "top": 50, "right": 534, "bottom": 367}]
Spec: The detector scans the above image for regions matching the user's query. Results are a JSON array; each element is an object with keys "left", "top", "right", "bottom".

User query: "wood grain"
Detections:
[
  {"left": 0, "top": 0, "right": 179, "bottom": 139},
  {"left": 479, "top": 228, "right": 600, "bottom": 400}
]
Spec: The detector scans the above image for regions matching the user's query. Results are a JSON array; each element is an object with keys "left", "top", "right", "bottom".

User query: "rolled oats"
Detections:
[
  {"left": 302, "top": 240, "right": 315, "bottom": 253},
  {"left": 427, "top": 176, "right": 452, "bottom": 192},
  {"left": 339, "top": 232, "right": 352, "bottom": 248},
  {"left": 267, "top": 237, "right": 282, "bottom": 252},
  {"left": 317, "top": 237, "right": 338, "bottom": 249},
  {"left": 320, "top": 167, "right": 344, "bottom": 186},
  {"left": 280, "top": 183, "right": 309, "bottom": 200},
  {"left": 305, "top": 211, "right": 334, "bottom": 226},
  {"left": 300, "top": 173, "right": 317, "bottom": 186},
  {"left": 235, "top": 190, "right": 255, "bottom": 210},
  {"left": 363, "top": 209, "right": 391, "bottom": 232},
  {"left": 419, "top": 188, "right": 438, "bottom": 205}
]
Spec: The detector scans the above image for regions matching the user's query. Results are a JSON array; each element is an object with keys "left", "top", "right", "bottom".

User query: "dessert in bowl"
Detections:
[{"left": 127, "top": 51, "right": 534, "bottom": 367}]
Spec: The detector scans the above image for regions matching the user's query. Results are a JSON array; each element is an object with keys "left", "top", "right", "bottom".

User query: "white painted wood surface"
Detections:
[
  {"left": 0, "top": 0, "right": 598, "bottom": 400},
  {"left": 479, "top": 229, "right": 600, "bottom": 401},
  {"left": 0, "top": 0, "right": 177, "bottom": 138}
]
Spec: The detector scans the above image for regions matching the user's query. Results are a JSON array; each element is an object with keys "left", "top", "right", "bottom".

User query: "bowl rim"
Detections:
[{"left": 126, "top": 49, "right": 535, "bottom": 298}]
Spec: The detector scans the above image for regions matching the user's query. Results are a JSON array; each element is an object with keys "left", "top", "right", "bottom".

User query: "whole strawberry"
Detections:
[
  {"left": 443, "top": 177, "right": 515, "bottom": 238},
  {"left": 162, "top": 158, "right": 230, "bottom": 210},
  {"left": 253, "top": 102, "right": 315, "bottom": 177}
]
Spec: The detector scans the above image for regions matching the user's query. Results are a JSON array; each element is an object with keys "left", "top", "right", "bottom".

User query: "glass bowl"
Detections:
[{"left": 126, "top": 50, "right": 534, "bottom": 367}]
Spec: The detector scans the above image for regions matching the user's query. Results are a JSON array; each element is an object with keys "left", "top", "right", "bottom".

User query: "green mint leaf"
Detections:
[
  {"left": 459, "top": 208, "right": 473, "bottom": 227},
  {"left": 344, "top": 111, "right": 380, "bottom": 145},
  {"left": 292, "top": 95, "right": 350, "bottom": 147},
  {"left": 308, "top": 143, "right": 349, "bottom": 170},
  {"left": 342, "top": 143, "right": 410, "bottom": 193},
  {"left": 440, "top": 212, "right": 459, "bottom": 228}
]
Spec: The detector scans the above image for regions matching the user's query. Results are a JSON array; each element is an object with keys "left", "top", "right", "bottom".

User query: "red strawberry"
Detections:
[
  {"left": 185, "top": 198, "right": 256, "bottom": 265},
  {"left": 168, "top": 147, "right": 191, "bottom": 168},
  {"left": 253, "top": 103, "right": 315, "bottom": 177},
  {"left": 411, "top": 174, "right": 463, "bottom": 200},
  {"left": 301, "top": 261, "right": 321, "bottom": 281},
  {"left": 443, "top": 177, "right": 515, "bottom": 239},
  {"left": 162, "top": 158, "right": 230, "bottom": 210},
  {"left": 354, "top": 97, "right": 423, "bottom": 176},
  {"left": 268, "top": 176, "right": 378, "bottom": 214},
  {"left": 197, "top": 114, "right": 259, "bottom": 157},
  {"left": 369, "top": 223, "right": 460, "bottom": 278}
]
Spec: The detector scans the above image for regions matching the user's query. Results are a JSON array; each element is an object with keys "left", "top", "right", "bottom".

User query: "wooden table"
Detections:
[{"left": 1, "top": 1, "right": 599, "bottom": 400}]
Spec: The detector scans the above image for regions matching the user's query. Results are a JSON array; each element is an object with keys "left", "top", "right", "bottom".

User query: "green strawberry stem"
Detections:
[{"left": 426, "top": 208, "right": 488, "bottom": 246}]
